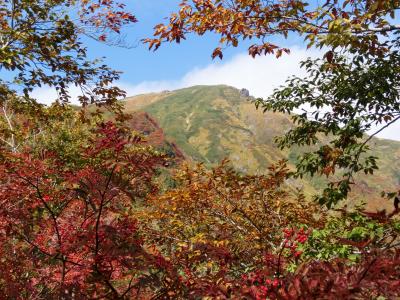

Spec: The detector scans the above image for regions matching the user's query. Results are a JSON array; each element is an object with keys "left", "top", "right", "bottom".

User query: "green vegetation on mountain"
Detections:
[{"left": 124, "top": 85, "right": 400, "bottom": 210}]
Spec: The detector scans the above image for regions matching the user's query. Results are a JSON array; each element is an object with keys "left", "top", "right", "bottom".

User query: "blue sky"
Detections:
[
  {"left": 32, "top": 0, "right": 400, "bottom": 141},
  {"left": 33, "top": 0, "right": 311, "bottom": 101},
  {"left": 83, "top": 1, "right": 257, "bottom": 83},
  {"left": 82, "top": 0, "right": 302, "bottom": 85}
]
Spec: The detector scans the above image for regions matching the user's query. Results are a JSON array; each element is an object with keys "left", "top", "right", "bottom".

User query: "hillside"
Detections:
[
  {"left": 128, "top": 111, "right": 185, "bottom": 164},
  {"left": 123, "top": 85, "right": 400, "bottom": 210}
]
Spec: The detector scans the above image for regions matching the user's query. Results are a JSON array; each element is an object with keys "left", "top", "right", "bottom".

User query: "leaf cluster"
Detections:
[{"left": 255, "top": 50, "right": 400, "bottom": 207}]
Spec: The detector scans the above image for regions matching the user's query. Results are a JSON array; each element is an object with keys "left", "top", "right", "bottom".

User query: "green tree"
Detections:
[
  {"left": 0, "top": 0, "right": 136, "bottom": 107},
  {"left": 256, "top": 49, "right": 400, "bottom": 207},
  {"left": 152, "top": 0, "right": 400, "bottom": 207},
  {"left": 147, "top": 0, "right": 400, "bottom": 58},
  {"left": 0, "top": 0, "right": 138, "bottom": 152}
]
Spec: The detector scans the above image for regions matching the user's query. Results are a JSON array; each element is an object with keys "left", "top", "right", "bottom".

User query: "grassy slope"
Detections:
[{"left": 124, "top": 85, "right": 400, "bottom": 211}]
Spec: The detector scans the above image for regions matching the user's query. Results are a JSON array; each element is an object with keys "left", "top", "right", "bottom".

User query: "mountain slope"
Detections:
[
  {"left": 124, "top": 85, "right": 400, "bottom": 210},
  {"left": 128, "top": 111, "right": 185, "bottom": 163},
  {"left": 125, "top": 86, "right": 293, "bottom": 171}
]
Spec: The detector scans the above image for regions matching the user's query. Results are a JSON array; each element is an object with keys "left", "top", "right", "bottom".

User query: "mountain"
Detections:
[
  {"left": 128, "top": 111, "right": 185, "bottom": 164},
  {"left": 123, "top": 85, "right": 400, "bottom": 211}
]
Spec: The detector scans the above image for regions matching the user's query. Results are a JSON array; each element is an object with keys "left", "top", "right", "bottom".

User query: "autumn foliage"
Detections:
[
  {"left": 0, "top": 101, "right": 400, "bottom": 298},
  {"left": 146, "top": 0, "right": 400, "bottom": 58},
  {"left": 138, "top": 161, "right": 400, "bottom": 299},
  {"left": 1, "top": 0, "right": 400, "bottom": 299},
  {"left": 0, "top": 119, "right": 167, "bottom": 298}
]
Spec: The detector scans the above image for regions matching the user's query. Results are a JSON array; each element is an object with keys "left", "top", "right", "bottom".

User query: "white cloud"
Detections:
[
  {"left": 31, "top": 47, "right": 320, "bottom": 103},
  {"left": 31, "top": 47, "right": 400, "bottom": 141},
  {"left": 30, "top": 86, "right": 62, "bottom": 106},
  {"left": 30, "top": 85, "right": 83, "bottom": 106},
  {"left": 122, "top": 46, "right": 321, "bottom": 98},
  {"left": 181, "top": 49, "right": 319, "bottom": 98},
  {"left": 369, "top": 123, "right": 400, "bottom": 141},
  {"left": 121, "top": 80, "right": 179, "bottom": 97},
  {"left": 123, "top": 48, "right": 400, "bottom": 141},
  {"left": 30, "top": 82, "right": 157, "bottom": 106}
]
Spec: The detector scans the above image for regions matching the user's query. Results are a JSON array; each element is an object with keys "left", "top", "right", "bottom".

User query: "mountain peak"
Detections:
[{"left": 123, "top": 85, "right": 400, "bottom": 211}]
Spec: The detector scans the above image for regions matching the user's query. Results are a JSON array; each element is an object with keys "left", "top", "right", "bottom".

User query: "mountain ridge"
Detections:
[{"left": 123, "top": 85, "right": 400, "bottom": 211}]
